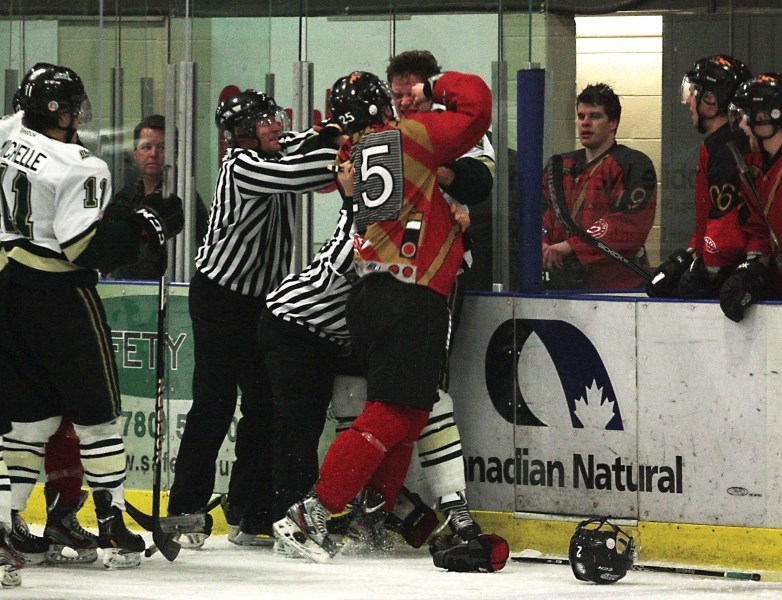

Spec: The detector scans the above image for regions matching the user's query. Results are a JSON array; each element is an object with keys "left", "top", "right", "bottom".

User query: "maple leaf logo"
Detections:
[{"left": 573, "top": 380, "right": 616, "bottom": 429}]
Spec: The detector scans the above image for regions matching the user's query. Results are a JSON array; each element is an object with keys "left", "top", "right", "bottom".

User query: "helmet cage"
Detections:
[
  {"left": 215, "top": 90, "right": 288, "bottom": 146},
  {"left": 569, "top": 517, "right": 636, "bottom": 585}
]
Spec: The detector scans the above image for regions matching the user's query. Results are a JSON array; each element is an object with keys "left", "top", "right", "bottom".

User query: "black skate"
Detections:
[
  {"left": 273, "top": 490, "right": 337, "bottom": 563},
  {"left": 221, "top": 495, "right": 242, "bottom": 544},
  {"left": 0, "top": 529, "right": 23, "bottom": 588},
  {"left": 431, "top": 491, "right": 482, "bottom": 547},
  {"left": 340, "top": 487, "right": 392, "bottom": 555},
  {"left": 9, "top": 511, "right": 48, "bottom": 565},
  {"left": 223, "top": 497, "right": 273, "bottom": 547},
  {"left": 93, "top": 490, "right": 145, "bottom": 569},
  {"left": 44, "top": 484, "right": 99, "bottom": 564}
]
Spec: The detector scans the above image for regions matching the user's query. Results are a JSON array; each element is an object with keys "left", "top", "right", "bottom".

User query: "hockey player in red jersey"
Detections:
[
  {"left": 718, "top": 72, "right": 782, "bottom": 320},
  {"left": 274, "top": 69, "right": 491, "bottom": 562},
  {"left": 543, "top": 82, "right": 657, "bottom": 290},
  {"left": 647, "top": 55, "right": 767, "bottom": 299}
]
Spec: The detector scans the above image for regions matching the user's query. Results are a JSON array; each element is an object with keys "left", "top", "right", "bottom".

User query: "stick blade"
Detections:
[{"left": 153, "top": 529, "right": 181, "bottom": 562}]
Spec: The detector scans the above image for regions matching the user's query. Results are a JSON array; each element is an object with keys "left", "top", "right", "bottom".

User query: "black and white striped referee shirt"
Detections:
[
  {"left": 265, "top": 201, "right": 354, "bottom": 346},
  {"left": 195, "top": 130, "right": 337, "bottom": 297}
]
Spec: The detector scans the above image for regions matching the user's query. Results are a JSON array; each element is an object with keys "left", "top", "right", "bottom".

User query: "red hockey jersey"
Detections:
[
  {"left": 542, "top": 143, "right": 657, "bottom": 289},
  {"left": 351, "top": 72, "right": 492, "bottom": 297}
]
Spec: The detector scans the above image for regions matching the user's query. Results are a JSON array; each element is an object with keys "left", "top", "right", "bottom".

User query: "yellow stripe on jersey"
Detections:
[
  {"left": 403, "top": 154, "right": 436, "bottom": 200},
  {"left": 61, "top": 226, "right": 97, "bottom": 262},
  {"left": 7, "top": 246, "right": 84, "bottom": 272},
  {"left": 77, "top": 288, "right": 122, "bottom": 415},
  {"left": 476, "top": 154, "right": 497, "bottom": 177},
  {"left": 402, "top": 120, "right": 434, "bottom": 154},
  {"left": 418, "top": 224, "right": 458, "bottom": 287}
]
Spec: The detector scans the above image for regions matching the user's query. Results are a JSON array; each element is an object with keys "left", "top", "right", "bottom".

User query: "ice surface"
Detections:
[{"left": 11, "top": 532, "right": 782, "bottom": 600}]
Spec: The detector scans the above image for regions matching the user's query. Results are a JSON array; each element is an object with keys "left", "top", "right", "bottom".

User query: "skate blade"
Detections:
[
  {"left": 228, "top": 531, "right": 274, "bottom": 547},
  {"left": 46, "top": 544, "right": 99, "bottom": 565},
  {"left": 0, "top": 565, "right": 21, "bottom": 588},
  {"left": 102, "top": 548, "right": 141, "bottom": 570},
  {"left": 16, "top": 551, "right": 46, "bottom": 566},
  {"left": 272, "top": 517, "right": 334, "bottom": 564},
  {"left": 272, "top": 539, "right": 302, "bottom": 559},
  {"left": 173, "top": 533, "right": 208, "bottom": 549}
]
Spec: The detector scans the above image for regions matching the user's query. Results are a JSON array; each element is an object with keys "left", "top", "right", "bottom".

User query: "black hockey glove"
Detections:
[
  {"left": 544, "top": 254, "right": 588, "bottom": 290},
  {"left": 677, "top": 255, "right": 726, "bottom": 299},
  {"left": 646, "top": 248, "right": 693, "bottom": 298},
  {"left": 719, "top": 260, "right": 767, "bottom": 322},
  {"left": 432, "top": 533, "right": 509, "bottom": 573},
  {"left": 386, "top": 486, "right": 439, "bottom": 549},
  {"left": 134, "top": 192, "right": 185, "bottom": 246},
  {"left": 317, "top": 120, "right": 344, "bottom": 150}
]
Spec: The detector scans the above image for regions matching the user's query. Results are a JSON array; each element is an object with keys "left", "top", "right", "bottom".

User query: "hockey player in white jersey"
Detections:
[
  {"left": 0, "top": 64, "right": 184, "bottom": 569},
  {"left": 0, "top": 247, "right": 24, "bottom": 586}
]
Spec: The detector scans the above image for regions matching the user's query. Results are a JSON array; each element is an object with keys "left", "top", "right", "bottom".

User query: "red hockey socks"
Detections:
[
  {"left": 44, "top": 418, "right": 84, "bottom": 506},
  {"left": 315, "top": 401, "right": 429, "bottom": 513}
]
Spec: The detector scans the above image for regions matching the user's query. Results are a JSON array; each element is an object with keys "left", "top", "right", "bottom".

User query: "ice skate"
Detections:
[
  {"left": 9, "top": 511, "right": 48, "bottom": 565},
  {"left": 433, "top": 491, "right": 482, "bottom": 544},
  {"left": 273, "top": 491, "right": 337, "bottom": 563},
  {"left": 44, "top": 484, "right": 98, "bottom": 564},
  {"left": 229, "top": 522, "right": 274, "bottom": 547},
  {"left": 340, "top": 487, "right": 392, "bottom": 555},
  {"left": 222, "top": 497, "right": 273, "bottom": 547},
  {"left": 221, "top": 495, "right": 242, "bottom": 544},
  {"left": 0, "top": 529, "right": 22, "bottom": 588},
  {"left": 93, "top": 490, "right": 144, "bottom": 569},
  {"left": 171, "top": 513, "right": 212, "bottom": 549}
]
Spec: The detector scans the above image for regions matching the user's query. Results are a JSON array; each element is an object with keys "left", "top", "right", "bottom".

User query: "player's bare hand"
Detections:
[
  {"left": 450, "top": 203, "right": 470, "bottom": 231},
  {"left": 336, "top": 160, "right": 354, "bottom": 197},
  {"left": 542, "top": 241, "right": 573, "bottom": 270}
]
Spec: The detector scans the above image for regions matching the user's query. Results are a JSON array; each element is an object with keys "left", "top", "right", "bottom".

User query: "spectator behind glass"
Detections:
[{"left": 102, "top": 114, "right": 208, "bottom": 280}]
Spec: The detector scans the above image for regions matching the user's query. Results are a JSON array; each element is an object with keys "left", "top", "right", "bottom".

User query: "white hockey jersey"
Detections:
[{"left": 0, "top": 112, "right": 111, "bottom": 274}]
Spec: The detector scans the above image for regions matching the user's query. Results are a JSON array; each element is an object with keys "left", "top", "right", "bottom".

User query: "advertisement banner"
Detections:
[
  {"left": 101, "top": 281, "right": 237, "bottom": 492},
  {"left": 451, "top": 295, "right": 641, "bottom": 519}
]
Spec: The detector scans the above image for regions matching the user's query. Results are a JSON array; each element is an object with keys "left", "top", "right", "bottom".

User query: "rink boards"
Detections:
[
  {"left": 23, "top": 281, "right": 782, "bottom": 571},
  {"left": 448, "top": 291, "right": 782, "bottom": 570}
]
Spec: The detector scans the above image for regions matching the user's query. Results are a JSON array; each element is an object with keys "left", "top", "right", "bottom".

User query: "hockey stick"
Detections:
[
  {"left": 147, "top": 271, "right": 181, "bottom": 562},
  {"left": 124, "top": 500, "right": 207, "bottom": 535},
  {"left": 546, "top": 154, "right": 653, "bottom": 282},
  {"left": 725, "top": 139, "right": 782, "bottom": 264},
  {"left": 512, "top": 555, "right": 762, "bottom": 581}
]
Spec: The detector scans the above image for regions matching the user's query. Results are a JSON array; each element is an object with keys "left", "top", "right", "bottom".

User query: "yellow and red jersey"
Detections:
[{"left": 350, "top": 72, "right": 492, "bottom": 297}]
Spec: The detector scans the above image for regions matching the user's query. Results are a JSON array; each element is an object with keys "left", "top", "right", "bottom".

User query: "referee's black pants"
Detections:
[
  {"left": 168, "top": 272, "right": 273, "bottom": 525},
  {"left": 259, "top": 308, "right": 360, "bottom": 522}
]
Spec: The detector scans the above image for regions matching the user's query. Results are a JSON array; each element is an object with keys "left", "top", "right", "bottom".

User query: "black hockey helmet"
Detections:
[
  {"left": 729, "top": 72, "right": 782, "bottom": 139},
  {"left": 214, "top": 89, "right": 287, "bottom": 146},
  {"left": 13, "top": 62, "right": 56, "bottom": 113},
  {"left": 569, "top": 517, "right": 635, "bottom": 584},
  {"left": 329, "top": 71, "right": 394, "bottom": 135},
  {"left": 21, "top": 64, "right": 92, "bottom": 132},
  {"left": 681, "top": 55, "right": 752, "bottom": 114}
]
